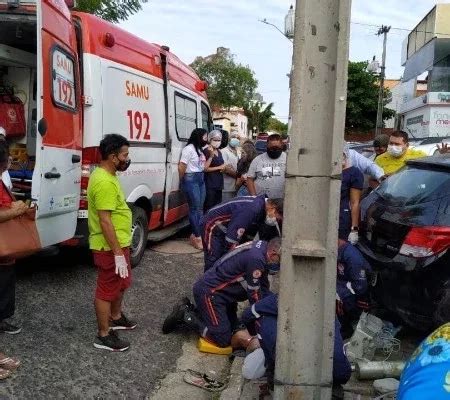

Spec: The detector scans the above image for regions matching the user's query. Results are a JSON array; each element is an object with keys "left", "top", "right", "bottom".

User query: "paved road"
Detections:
[{"left": 0, "top": 240, "right": 203, "bottom": 399}]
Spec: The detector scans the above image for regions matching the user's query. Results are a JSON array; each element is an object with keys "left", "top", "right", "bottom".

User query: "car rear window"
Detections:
[{"left": 376, "top": 165, "right": 450, "bottom": 206}]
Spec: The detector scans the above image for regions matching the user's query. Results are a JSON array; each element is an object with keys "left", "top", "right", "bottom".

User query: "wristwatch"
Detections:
[{"left": 351, "top": 226, "right": 359, "bottom": 232}]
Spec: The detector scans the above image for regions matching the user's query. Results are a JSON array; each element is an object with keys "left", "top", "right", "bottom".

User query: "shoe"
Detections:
[
  {"left": 189, "top": 234, "right": 203, "bottom": 250},
  {"left": 0, "top": 321, "right": 22, "bottom": 335},
  {"left": 110, "top": 313, "right": 137, "bottom": 330},
  {"left": 194, "top": 237, "right": 204, "bottom": 250},
  {"left": 162, "top": 298, "right": 194, "bottom": 334},
  {"left": 94, "top": 331, "right": 130, "bottom": 352}
]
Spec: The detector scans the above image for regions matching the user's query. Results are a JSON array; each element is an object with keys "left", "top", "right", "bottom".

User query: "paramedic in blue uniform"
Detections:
[
  {"left": 162, "top": 238, "right": 281, "bottom": 348},
  {"left": 200, "top": 195, "right": 283, "bottom": 271},
  {"left": 241, "top": 293, "right": 352, "bottom": 389},
  {"left": 336, "top": 238, "right": 372, "bottom": 337}
]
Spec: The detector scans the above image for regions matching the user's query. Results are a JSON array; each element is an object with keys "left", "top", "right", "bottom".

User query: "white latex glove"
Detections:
[
  {"left": 348, "top": 230, "right": 359, "bottom": 245},
  {"left": 114, "top": 255, "right": 129, "bottom": 279}
]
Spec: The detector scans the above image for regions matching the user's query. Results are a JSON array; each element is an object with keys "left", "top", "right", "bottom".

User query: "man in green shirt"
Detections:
[{"left": 88, "top": 134, "right": 136, "bottom": 352}]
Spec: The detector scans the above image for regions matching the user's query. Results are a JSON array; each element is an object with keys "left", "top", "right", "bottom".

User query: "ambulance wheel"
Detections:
[{"left": 130, "top": 205, "right": 148, "bottom": 268}]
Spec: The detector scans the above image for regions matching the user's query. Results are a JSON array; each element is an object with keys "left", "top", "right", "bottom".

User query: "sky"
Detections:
[{"left": 120, "top": 0, "right": 450, "bottom": 123}]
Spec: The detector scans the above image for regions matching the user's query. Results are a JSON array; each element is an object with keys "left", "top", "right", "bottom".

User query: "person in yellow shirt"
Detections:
[
  {"left": 375, "top": 131, "right": 426, "bottom": 176},
  {"left": 88, "top": 134, "right": 136, "bottom": 352}
]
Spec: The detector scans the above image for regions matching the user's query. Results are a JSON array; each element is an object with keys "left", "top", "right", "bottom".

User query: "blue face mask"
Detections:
[{"left": 229, "top": 138, "right": 240, "bottom": 148}]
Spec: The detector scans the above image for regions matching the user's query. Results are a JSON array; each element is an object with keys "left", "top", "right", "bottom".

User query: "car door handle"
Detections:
[
  {"left": 72, "top": 154, "right": 81, "bottom": 163},
  {"left": 44, "top": 172, "right": 61, "bottom": 179}
]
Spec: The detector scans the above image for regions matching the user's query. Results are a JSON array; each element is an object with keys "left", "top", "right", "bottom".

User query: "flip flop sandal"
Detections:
[
  {"left": 0, "top": 357, "right": 20, "bottom": 370},
  {"left": 0, "top": 368, "right": 12, "bottom": 380},
  {"left": 183, "top": 369, "right": 225, "bottom": 392}
]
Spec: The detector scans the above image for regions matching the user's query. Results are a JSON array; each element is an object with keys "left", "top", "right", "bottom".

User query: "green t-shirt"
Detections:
[{"left": 87, "top": 167, "right": 132, "bottom": 251}]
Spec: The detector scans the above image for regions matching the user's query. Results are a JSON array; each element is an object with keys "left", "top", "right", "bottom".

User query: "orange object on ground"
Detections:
[{"left": 197, "top": 338, "right": 232, "bottom": 355}]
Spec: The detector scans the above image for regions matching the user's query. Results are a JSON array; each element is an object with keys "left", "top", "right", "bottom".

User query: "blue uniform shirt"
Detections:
[
  {"left": 242, "top": 294, "right": 352, "bottom": 385},
  {"left": 398, "top": 323, "right": 450, "bottom": 399},
  {"left": 204, "top": 195, "right": 266, "bottom": 245},
  {"left": 337, "top": 242, "right": 371, "bottom": 304},
  {"left": 199, "top": 240, "right": 269, "bottom": 304}
]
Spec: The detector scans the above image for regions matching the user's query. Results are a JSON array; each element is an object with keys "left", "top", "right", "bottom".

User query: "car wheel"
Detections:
[{"left": 130, "top": 205, "right": 149, "bottom": 268}]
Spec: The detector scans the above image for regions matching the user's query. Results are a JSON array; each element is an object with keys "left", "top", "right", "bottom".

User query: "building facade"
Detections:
[{"left": 398, "top": 3, "right": 450, "bottom": 138}]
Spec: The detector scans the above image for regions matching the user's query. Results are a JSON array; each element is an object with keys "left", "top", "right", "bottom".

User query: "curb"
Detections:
[{"left": 220, "top": 356, "right": 245, "bottom": 400}]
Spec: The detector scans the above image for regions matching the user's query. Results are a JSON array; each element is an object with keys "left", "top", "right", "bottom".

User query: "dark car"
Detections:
[{"left": 358, "top": 156, "right": 450, "bottom": 330}]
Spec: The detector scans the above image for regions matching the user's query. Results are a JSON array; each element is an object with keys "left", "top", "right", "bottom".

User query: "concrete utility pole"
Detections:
[
  {"left": 274, "top": 0, "right": 352, "bottom": 398},
  {"left": 375, "top": 25, "right": 391, "bottom": 136}
]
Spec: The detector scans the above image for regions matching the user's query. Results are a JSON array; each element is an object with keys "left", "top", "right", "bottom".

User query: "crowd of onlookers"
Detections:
[{"left": 178, "top": 128, "right": 286, "bottom": 250}]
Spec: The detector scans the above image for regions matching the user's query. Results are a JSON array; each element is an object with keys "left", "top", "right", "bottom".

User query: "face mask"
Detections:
[
  {"left": 265, "top": 216, "right": 277, "bottom": 226},
  {"left": 267, "top": 147, "right": 282, "bottom": 159},
  {"left": 211, "top": 141, "right": 221, "bottom": 149},
  {"left": 387, "top": 145, "right": 404, "bottom": 158},
  {"left": 116, "top": 159, "right": 131, "bottom": 172},
  {"left": 229, "top": 138, "right": 240, "bottom": 148}
]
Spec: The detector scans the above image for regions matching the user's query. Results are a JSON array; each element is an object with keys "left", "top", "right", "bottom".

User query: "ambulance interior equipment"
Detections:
[{"left": 0, "top": 14, "right": 37, "bottom": 201}]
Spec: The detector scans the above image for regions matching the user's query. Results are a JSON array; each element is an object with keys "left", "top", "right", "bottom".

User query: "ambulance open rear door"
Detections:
[{"left": 33, "top": 0, "right": 82, "bottom": 247}]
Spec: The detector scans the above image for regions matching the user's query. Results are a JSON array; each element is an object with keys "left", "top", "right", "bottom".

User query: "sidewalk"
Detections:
[{"left": 150, "top": 334, "right": 231, "bottom": 400}]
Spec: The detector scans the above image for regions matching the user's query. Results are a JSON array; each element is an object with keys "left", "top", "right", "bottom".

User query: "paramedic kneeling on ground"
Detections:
[
  {"left": 88, "top": 134, "right": 136, "bottom": 352},
  {"left": 241, "top": 294, "right": 351, "bottom": 390},
  {"left": 162, "top": 238, "right": 281, "bottom": 348}
]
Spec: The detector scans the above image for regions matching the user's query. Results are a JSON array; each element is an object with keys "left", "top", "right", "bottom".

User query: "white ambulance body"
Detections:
[{"left": 0, "top": 0, "right": 212, "bottom": 266}]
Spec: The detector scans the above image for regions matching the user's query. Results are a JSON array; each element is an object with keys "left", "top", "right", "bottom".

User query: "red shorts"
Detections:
[{"left": 93, "top": 248, "right": 131, "bottom": 301}]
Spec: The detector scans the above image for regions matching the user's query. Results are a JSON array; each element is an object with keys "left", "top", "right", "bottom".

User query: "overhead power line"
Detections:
[{"left": 351, "top": 21, "right": 450, "bottom": 37}]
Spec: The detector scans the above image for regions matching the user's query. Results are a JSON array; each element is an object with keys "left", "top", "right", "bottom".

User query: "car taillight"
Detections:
[
  {"left": 400, "top": 226, "right": 450, "bottom": 258},
  {"left": 79, "top": 147, "right": 101, "bottom": 211}
]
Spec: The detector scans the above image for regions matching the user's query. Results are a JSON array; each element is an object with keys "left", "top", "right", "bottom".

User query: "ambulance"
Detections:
[{"left": 0, "top": 0, "right": 212, "bottom": 266}]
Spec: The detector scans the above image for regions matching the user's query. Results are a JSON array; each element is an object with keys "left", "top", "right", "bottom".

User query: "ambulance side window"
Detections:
[
  {"left": 51, "top": 47, "right": 77, "bottom": 112},
  {"left": 201, "top": 102, "right": 213, "bottom": 131},
  {"left": 175, "top": 93, "right": 197, "bottom": 141}
]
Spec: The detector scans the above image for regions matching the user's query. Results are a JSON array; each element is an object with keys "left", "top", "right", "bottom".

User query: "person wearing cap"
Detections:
[
  {"left": 203, "top": 130, "right": 226, "bottom": 211},
  {"left": 221, "top": 131, "right": 240, "bottom": 202},
  {"left": 0, "top": 128, "right": 12, "bottom": 190},
  {"left": 247, "top": 133, "right": 286, "bottom": 199},
  {"left": 371, "top": 134, "right": 390, "bottom": 160},
  {"left": 241, "top": 293, "right": 352, "bottom": 390}
]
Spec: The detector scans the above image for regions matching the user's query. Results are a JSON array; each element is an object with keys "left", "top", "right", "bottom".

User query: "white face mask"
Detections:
[
  {"left": 211, "top": 141, "right": 221, "bottom": 149},
  {"left": 387, "top": 144, "right": 405, "bottom": 158},
  {"left": 265, "top": 216, "right": 277, "bottom": 226}
]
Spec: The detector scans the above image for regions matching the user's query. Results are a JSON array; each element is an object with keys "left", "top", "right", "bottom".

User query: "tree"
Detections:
[
  {"left": 267, "top": 117, "right": 288, "bottom": 137},
  {"left": 75, "top": 0, "right": 144, "bottom": 23},
  {"left": 190, "top": 48, "right": 258, "bottom": 109},
  {"left": 346, "top": 61, "right": 396, "bottom": 132},
  {"left": 244, "top": 102, "right": 275, "bottom": 133}
]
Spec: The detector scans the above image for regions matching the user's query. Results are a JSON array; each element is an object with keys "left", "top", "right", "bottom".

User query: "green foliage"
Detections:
[
  {"left": 75, "top": 0, "right": 144, "bottom": 23},
  {"left": 190, "top": 48, "right": 258, "bottom": 109},
  {"left": 346, "top": 61, "right": 396, "bottom": 131},
  {"left": 267, "top": 117, "right": 288, "bottom": 137},
  {"left": 244, "top": 102, "right": 275, "bottom": 133}
]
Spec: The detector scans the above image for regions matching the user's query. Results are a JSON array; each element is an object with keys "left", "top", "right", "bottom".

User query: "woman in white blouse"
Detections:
[{"left": 178, "top": 128, "right": 213, "bottom": 249}]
